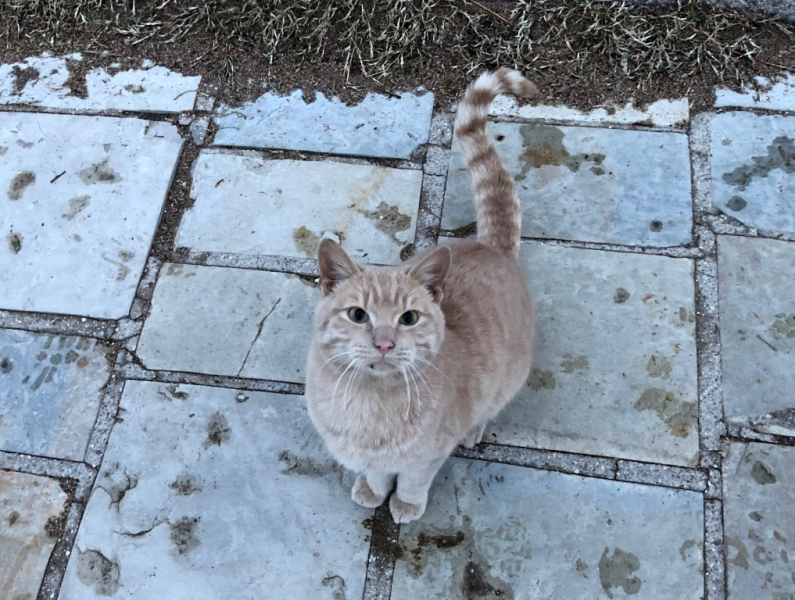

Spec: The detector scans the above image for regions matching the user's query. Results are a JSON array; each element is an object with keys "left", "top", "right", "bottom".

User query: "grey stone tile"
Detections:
[
  {"left": 176, "top": 151, "right": 421, "bottom": 263},
  {"left": 718, "top": 235, "right": 795, "bottom": 437},
  {"left": 136, "top": 264, "right": 317, "bottom": 383},
  {"left": 59, "top": 381, "right": 370, "bottom": 600},
  {"left": 212, "top": 90, "right": 434, "bottom": 159},
  {"left": 0, "top": 112, "right": 183, "bottom": 319},
  {"left": 715, "top": 73, "right": 795, "bottom": 111},
  {"left": 0, "top": 54, "right": 200, "bottom": 113},
  {"left": 0, "top": 329, "right": 110, "bottom": 461},
  {"left": 711, "top": 112, "right": 795, "bottom": 232},
  {"left": 0, "top": 470, "right": 69, "bottom": 599},
  {"left": 490, "top": 242, "right": 699, "bottom": 467},
  {"left": 723, "top": 441, "right": 795, "bottom": 599},
  {"left": 392, "top": 458, "right": 704, "bottom": 599},
  {"left": 442, "top": 122, "right": 692, "bottom": 246}
]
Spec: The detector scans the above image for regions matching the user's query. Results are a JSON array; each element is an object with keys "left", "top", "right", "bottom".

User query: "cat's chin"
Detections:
[{"left": 365, "top": 359, "right": 401, "bottom": 376}]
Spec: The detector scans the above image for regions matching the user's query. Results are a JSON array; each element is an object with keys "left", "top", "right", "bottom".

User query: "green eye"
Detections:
[
  {"left": 399, "top": 310, "right": 420, "bottom": 326},
  {"left": 347, "top": 307, "right": 369, "bottom": 323}
]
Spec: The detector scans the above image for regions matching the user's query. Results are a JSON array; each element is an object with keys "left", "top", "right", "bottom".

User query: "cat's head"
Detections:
[{"left": 312, "top": 239, "right": 451, "bottom": 378}]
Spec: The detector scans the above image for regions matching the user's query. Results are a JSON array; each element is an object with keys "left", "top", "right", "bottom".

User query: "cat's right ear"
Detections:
[{"left": 318, "top": 239, "right": 360, "bottom": 295}]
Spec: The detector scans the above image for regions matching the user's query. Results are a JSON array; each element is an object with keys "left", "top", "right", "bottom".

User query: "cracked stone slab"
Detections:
[
  {"left": 722, "top": 441, "right": 795, "bottom": 599},
  {"left": 442, "top": 122, "right": 692, "bottom": 246},
  {"left": 136, "top": 264, "right": 316, "bottom": 383},
  {"left": 177, "top": 151, "right": 421, "bottom": 263},
  {"left": 715, "top": 73, "right": 795, "bottom": 111},
  {"left": 0, "top": 471, "right": 69, "bottom": 599},
  {"left": 392, "top": 458, "right": 704, "bottom": 599},
  {"left": 489, "top": 96, "right": 690, "bottom": 128},
  {"left": 711, "top": 112, "right": 795, "bottom": 232},
  {"left": 488, "top": 242, "right": 699, "bottom": 467},
  {"left": 59, "top": 381, "right": 369, "bottom": 600},
  {"left": 0, "top": 54, "right": 200, "bottom": 113},
  {"left": 212, "top": 89, "right": 434, "bottom": 159},
  {"left": 0, "top": 111, "right": 183, "bottom": 319},
  {"left": 0, "top": 329, "right": 111, "bottom": 461},
  {"left": 718, "top": 235, "right": 795, "bottom": 437}
]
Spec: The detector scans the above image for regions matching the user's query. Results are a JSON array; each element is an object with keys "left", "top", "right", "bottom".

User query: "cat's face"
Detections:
[{"left": 313, "top": 240, "right": 450, "bottom": 380}]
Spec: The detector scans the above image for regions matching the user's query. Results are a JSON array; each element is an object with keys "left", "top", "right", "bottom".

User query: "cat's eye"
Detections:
[
  {"left": 399, "top": 310, "right": 420, "bottom": 326},
  {"left": 347, "top": 307, "right": 369, "bottom": 323}
]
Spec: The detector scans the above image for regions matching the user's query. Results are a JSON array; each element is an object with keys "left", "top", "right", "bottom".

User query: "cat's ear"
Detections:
[
  {"left": 318, "top": 239, "right": 360, "bottom": 295},
  {"left": 408, "top": 246, "right": 451, "bottom": 302}
]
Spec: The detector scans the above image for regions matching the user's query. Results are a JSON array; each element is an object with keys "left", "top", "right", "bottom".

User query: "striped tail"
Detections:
[{"left": 454, "top": 68, "right": 538, "bottom": 260}]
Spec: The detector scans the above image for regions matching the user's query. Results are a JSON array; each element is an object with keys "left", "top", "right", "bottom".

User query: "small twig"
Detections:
[
  {"left": 463, "top": 0, "right": 512, "bottom": 24},
  {"left": 50, "top": 171, "right": 66, "bottom": 184}
]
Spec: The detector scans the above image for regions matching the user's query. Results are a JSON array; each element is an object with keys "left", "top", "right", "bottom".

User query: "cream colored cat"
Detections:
[{"left": 305, "top": 68, "right": 537, "bottom": 523}]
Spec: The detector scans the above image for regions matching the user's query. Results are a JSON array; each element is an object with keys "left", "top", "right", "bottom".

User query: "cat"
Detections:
[{"left": 305, "top": 68, "right": 537, "bottom": 523}]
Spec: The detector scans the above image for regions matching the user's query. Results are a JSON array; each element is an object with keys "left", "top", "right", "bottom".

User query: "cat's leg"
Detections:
[
  {"left": 461, "top": 422, "right": 487, "bottom": 448},
  {"left": 390, "top": 457, "right": 446, "bottom": 523},
  {"left": 352, "top": 471, "right": 395, "bottom": 508}
]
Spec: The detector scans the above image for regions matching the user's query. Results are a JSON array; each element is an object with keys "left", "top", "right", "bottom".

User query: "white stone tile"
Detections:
[
  {"left": 177, "top": 152, "right": 421, "bottom": 263},
  {"left": 711, "top": 112, "right": 795, "bottom": 233},
  {"left": 718, "top": 235, "right": 795, "bottom": 437},
  {"left": 0, "top": 330, "right": 110, "bottom": 461},
  {"left": 0, "top": 112, "right": 183, "bottom": 319},
  {"left": 443, "top": 122, "right": 693, "bottom": 246},
  {"left": 59, "top": 381, "right": 370, "bottom": 600},
  {"left": 0, "top": 54, "right": 200, "bottom": 113},
  {"left": 0, "top": 471, "right": 68, "bottom": 599},
  {"left": 489, "top": 95, "right": 690, "bottom": 128},
  {"left": 489, "top": 242, "right": 699, "bottom": 467},
  {"left": 212, "top": 89, "right": 434, "bottom": 159},
  {"left": 136, "top": 264, "right": 317, "bottom": 383},
  {"left": 715, "top": 72, "right": 795, "bottom": 111},
  {"left": 392, "top": 458, "right": 704, "bottom": 599}
]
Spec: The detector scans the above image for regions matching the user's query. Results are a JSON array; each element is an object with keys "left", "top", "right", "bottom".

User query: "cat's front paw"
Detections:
[
  {"left": 390, "top": 494, "right": 426, "bottom": 523},
  {"left": 352, "top": 474, "right": 387, "bottom": 508}
]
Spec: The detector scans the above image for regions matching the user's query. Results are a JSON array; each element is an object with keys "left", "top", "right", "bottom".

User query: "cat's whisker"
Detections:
[
  {"left": 408, "top": 363, "right": 432, "bottom": 399},
  {"left": 319, "top": 351, "right": 356, "bottom": 370},
  {"left": 413, "top": 355, "right": 455, "bottom": 389},
  {"left": 344, "top": 361, "right": 361, "bottom": 409},
  {"left": 332, "top": 360, "right": 356, "bottom": 414},
  {"left": 405, "top": 365, "right": 424, "bottom": 416},
  {"left": 400, "top": 366, "right": 412, "bottom": 421}
]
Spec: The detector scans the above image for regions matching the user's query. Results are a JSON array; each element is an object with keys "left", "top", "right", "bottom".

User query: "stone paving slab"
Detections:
[
  {"left": 59, "top": 380, "right": 369, "bottom": 600},
  {"left": 715, "top": 73, "right": 795, "bottom": 112},
  {"left": 442, "top": 122, "right": 693, "bottom": 247},
  {"left": 488, "top": 242, "right": 699, "bottom": 467},
  {"left": 711, "top": 112, "right": 795, "bottom": 232},
  {"left": 392, "top": 458, "right": 704, "bottom": 599},
  {"left": 0, "top": 470, "right": 69, "bottom": 600},
  {"left": 0, "top": 54, "right": 200, "bottom": 113},
  {"left": 718, "top": 235, "right": 795, "bottom": 437},
  {"left": 176, "top": 151, "right": 422, "bottom": 263},
  {"left": 136, "top": 264, "right": 316, "bottom": 382},
  {"left": 212, "top": 90, "right": 434, "bottom": 159},
  {"left": 722, "top": 441, "right": 795, "bottom": 599},
  {"left": 0, "top": 112, "right": 183, "bottom": 319},
  {"left": 0, "top": 330, "right": 110, "bottom": 461}
]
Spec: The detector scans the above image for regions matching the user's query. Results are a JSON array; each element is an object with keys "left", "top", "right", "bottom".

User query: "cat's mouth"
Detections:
[{"left": 367, "top": 357, "right": 398, "bottom": 373}]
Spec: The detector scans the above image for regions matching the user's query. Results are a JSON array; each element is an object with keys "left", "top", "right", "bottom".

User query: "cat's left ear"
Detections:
[
  {"left": 408, "top": 246, "right": 451, "bottom": 302},
  {"left": 318, "top": 238, "right": 361, "bottom": 295}
]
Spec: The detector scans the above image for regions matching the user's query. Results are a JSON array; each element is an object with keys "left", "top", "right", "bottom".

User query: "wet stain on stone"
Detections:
[
  {"left": 293, "top": 226, "right": 321, "bottom": 257},
  {"left": 418, "top": 531, "right": 466, "bottom": 549},
  {"left": 170, "top": 516, "right": 200, "bottom": 555},
  {"left": 1, "top": 358, "right": 14, "bottom": 374},
  {"left": 100, "top": 463, "right": 139, "bottom": 507},
  {"left": 462, "top": 561, "right": 514, "bottom": 599},
  {"left": 679, "top": 539, "right": 702, "bottom": 562},
  {"left": 726, "top": 536, "right": 749, "bottom": 570},
  {"left": 0, "top": 146, "right": 7, "bottom": 156},
  {"left": 646, "top": 355, "right": 672, "bottom": 379},
  {"left": 78, "top": 158, "right": 121, "bottom": 185},
  {"left": 590, "top": 166, "right": 605, "bottom": 176},
  {"left": 561, "top": 354, "right": 589, "bottom": 373},
  {"left": 76, "top": 549, "right": 121, "bottom": 596},
  {"left": 749, "top": 511, "right": 763, "bottom": 522},
  {"left": 169, "top": 473, "right": 203, "bottom": 496},
  {"left": 7, "top": 232, "right": 22, "bottom": 254},
  {"left": 750, "top": 461, "right": 776, "bottom": 485},
  {"left": 727, "top": 195, "right": 747, "bottom": 212},
  {"left": 517, "top": 124, "right": 605, "bottom": 181},
  {"left": 157, "top": 384, "right": 189, "bottom": 402},
  {"left": 8, "top": 510, "right": 20, "bottom": 525},
  {"left": 124, "top": 84, "right": 145, "bottom": 93},
  {"left": 8, "top": 171, "right": 36, "bottom": 200},
  {"left": 62, "top": 195, "right": 91, "bottom": 220},
  {"left": 16, "top": 140, "right": 34, "bottom": 149},
  {"left": 527, "top": 368, "right": 556, "bottom": 390},
  {"left": 166, "top": 264, "right": 184, "bottom": 276},
  {"left": 649, "top": 220, "right": 664, "bottom": 232},
  {"left": 614, "top": 288, "right": 630, "bottom": 304},
  {"left": 723, "top": 136, "right": 795, "bottom": 191},
  {"left": 321, "top": 574, "right": 347, "bottom": 600},
  {"left": 634, "top": 388, "right": 696, "bottom": 438},
  {"left": 11, "top": 65, "right": 40, "bottom": 94},
  {"left": 101, "top": 252, "right": 131, "bottom": 282},
  {"left": 203, "top": 412, "right": 231, "bottom": 449},
  {"left": 599, "top": 547, "right": 642, "bottom": 598},
  {"left": 278, "top": 450, "right": 340, "bottom": 478},
  {"left": 575, "top": 558, "right": 589, "bottom": 578},
  {"left": 357, "top": 201, "right": 412, "bottom": 241},
  {"left": 770, "top": 314, "right": 795, "bottom": 339}
]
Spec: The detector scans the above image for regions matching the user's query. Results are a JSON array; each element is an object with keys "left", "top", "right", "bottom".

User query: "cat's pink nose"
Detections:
[{"left": 374, "top": 339, "right": 395, "bottom": 355}]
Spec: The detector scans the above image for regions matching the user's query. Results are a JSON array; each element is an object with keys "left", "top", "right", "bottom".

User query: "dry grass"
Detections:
[{"left": 2, "top": 0, "right": 792, "bottom": 90}]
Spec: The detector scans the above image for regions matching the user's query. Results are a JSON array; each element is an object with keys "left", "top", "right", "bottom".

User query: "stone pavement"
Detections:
[{"left": 1, "top": 55, "right": 794, "bottom": 600}]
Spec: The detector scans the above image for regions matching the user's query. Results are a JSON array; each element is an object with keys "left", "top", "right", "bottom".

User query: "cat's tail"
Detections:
[{"left": 455, "top": 68, "right": 538, "bottom": 260}]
